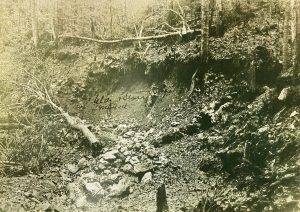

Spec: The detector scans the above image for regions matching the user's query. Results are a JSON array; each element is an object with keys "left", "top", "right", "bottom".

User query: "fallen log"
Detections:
[
  {"left": 42, "top": 89, "right": 106, "bottom": 146},
  {"left": 59, "top": 29, "right": 201, "bottom": 44},
  {"left": 18, "top": 82, "right": 115, "bottom": 147},
  {"left": 12, "top": 77, "right": 117, "bottom": 148}
]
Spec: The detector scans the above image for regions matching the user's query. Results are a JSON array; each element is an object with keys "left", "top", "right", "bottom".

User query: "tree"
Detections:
[
  {"left": 215, "top": 0, "right": 223, "bottom": 36},
  {"left": 31, "top": 0, "right": 39, "bottom": 48},
  {"left": 200, "top": 0, "right": 209, "bottom": 58},
  {"left": 294, "top": 0, "right": 300, "bottom": 79},
  {"left": 50, "top": 0, "right": 58, "bottom": 40},
  {"left": 282, "top": 2, "right": 291, "bottom": 73}
]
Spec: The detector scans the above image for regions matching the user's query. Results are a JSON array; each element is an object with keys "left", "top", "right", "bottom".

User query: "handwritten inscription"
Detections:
[{"left": 90, "top": 92, "right": 148, "bottom": 115}]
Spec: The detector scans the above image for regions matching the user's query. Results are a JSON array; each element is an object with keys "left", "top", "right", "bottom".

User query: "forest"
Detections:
[{"left": 0, "top": 0, "right": 300, "bottom": 211}]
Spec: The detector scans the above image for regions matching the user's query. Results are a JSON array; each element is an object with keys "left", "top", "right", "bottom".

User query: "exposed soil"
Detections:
[{"left": 0, "top": 12, "right": 299, "bottom": 210}]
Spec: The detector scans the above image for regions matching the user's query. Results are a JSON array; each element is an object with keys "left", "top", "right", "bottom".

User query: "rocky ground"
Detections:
[
  {"left": 0, "top": 11, "right": 299, "bottom": 209},
  {"left": 0, "top": 65, "right": 299, "bottom": 211}
]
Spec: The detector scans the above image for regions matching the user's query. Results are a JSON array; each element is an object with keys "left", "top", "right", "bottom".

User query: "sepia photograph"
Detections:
[{"left": 0, "top": 0, "right": 299, "bottom": 211}]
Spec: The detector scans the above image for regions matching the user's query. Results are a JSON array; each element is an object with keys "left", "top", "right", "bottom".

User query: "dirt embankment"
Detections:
[{"left": 0, "top": 38, "right": 299, "bottom": 212}]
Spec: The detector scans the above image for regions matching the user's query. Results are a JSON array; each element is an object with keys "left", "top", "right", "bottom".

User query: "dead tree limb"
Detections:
[
  {"left": 143, "top": 44, "right": 152, "bottom": 58},
  {"left": 42, "top": 88, "right": 101, "bottom": 146},
  {"left": 134, "top": 24, "right": 142, "bottom": 48},
  {"left": 59, "top": 29, "right": 199, "bottom": 44},
  {"left": 188, "top": 68, "right": 199, "bottom": 97},
  {"left": 14, "top": 81, "right": 108, "bottom": 146}
]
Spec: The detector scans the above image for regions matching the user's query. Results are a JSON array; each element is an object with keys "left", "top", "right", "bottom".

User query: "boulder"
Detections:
[
  {"left": 102, "top": 150, "right": 118, "bottom": 162},
  {"left": 75, "top": 195, "right": 87, "bottom": 208},
  {"left": 109, "top": 177, "right": 133, "bottom": 197},
  {"left": 67, "top": 183, "right": 82, "bottom": 201},
  {"left": 141, "top": 172, "right": 153, "bottom": 184},
  {"left": 66, "top": 164, "right": 78, "bottom": 174},
  {"left": 116, "top": 124, "right": 128, "bottom": 134},
  {"left": 77, "top": 158, "right": 88, "bottom": 170},
  {"left": 121, "top": 164, "right": 133, "bottom": 173},
  {"left": 84, "top": 182, "right": 104, "bottom": 197},
  {"left": 133, "top": 161, "right": 156, "bottom": 175},
  {"left": 171, "top": 121, "right": 180, "bottom": 127},
  {"left": 123, "top": 130, "right": 135, "bottom": 138},
  {"left": 278, "top": 87, "right": 291, "bottom": 101}
]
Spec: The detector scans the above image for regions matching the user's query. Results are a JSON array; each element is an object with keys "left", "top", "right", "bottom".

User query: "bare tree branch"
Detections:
[{"left": 59, "top": 29, "right": 199, "bottom": 44}]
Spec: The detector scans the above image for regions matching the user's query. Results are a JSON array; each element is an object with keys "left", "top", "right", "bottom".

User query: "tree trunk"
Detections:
[
  {"left": 51, "top": 0, "right": 57, "bottom": 41},
  {"left": 201, "top": 0, "right": 209, "bottom": 58},
  {"left": 283, "top": 3, "right": 290, "bottom": 73},
  {"left": 31, "top": 0, "right": 38, "bottom": 48},
  {"left": 156, "top": 184, "right": 169, "bottom": 212},
  {"left": 109, "top": 0, "right": 113, "bottom": 37},
  {"left": 215, "top": 0, "right": 223, "bottom": 36},
  {"left": 294, "top": 0, "right": 300, "bottom": 80}
]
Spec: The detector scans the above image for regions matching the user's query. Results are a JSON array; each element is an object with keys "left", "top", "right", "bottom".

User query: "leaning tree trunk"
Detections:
[{"left": 31, "top": 0, "right": 38, "bottom": 48}]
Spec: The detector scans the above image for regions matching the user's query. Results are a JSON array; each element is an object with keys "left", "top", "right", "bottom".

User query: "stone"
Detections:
[
  {"left": 133, "top": 162, "right": 156, "bottom": 174},
  {"left": 134, "top": 143, "right": 142, "bottom": 150},
  {"left": 116, "top": 124, "right": 128, "bottom": 134},
  {"left": 80, "top": 172, "right": 96, "bottom": 181},
  {"left": 66, "top": 164, "right": 78, "bottom": 174},
  {"left": 125, "top": 156, "right": 131, "bottom": 163},
  {"left": 290, "top": 111, "right": 299, "bottom": 118},
  {"left": 109, "top": 177, "right": 132, "bottom": 197},
  {"left": 288, "top": 123, "right": 296, "bottom": 130},
  {"left": 123, "top": 130, "right": 135, "bottom": 138},
  {"left": 197, "top": 133, "right": 205, "bottom": 140},
  {"left": 99, "top": 158, "right": 109, "bottom": 166},
  {"left": 155, "top": 154, "right": 169, "bottom": 166},
  {"left": 109, "top": 173, "right": 121, "bottom": 182},
  {"left": 67, "top": 183, "right": 81, "bottom": 201},
  {"left": 103, "top": 169, "right": 112, "bottom": 175},
  {"left": 121, "top": 164, "right": 133, "bottom": 173},
  {"left": 129, "top": 156, "right": 139, "bottom": 165},
  {"left": 75, "top": 195, "right": 87, "bottom": 208},
  {"left": 38, "top": 202, "right": 51, "bottom": 211},
  {"left": 84, "top": 182, "right": 104, "bottom": 197},
  {"left": 120, "top": 146, "right": 128, "bottom": 153},
  {"left": 123, "top": 150, "right": 131, "bottom": 156},
  {"left": 77, "top": 158, "right": 88, "bottom": 170},
  {"left": 145, "top": 146, "right": 158, "bottom": 158},
  {"left": 102, "top": 150, "right": 118, "bottom": 162},
  {"left": 171, "top": 121, "right": 180, "bottom": 127},
  {"left": 278, "top": 87, "right": 291, "bottom": 101},
  {"left": 258, "top": 125, "right": 269, "bottom": 133},
  {"left": 141, "top": 172, "right": 152, "bottom": 184},
  {"left": 145, "top": 128, "right": 155, "bottom": 137},
  {"left": 98, "top": 163, "right": 106, "bottom": 171}
]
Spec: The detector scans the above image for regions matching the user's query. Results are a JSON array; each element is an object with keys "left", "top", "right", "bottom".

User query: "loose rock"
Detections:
[
  {"left": 109, "top": 177, "right": 132, "bottom": 197},
  {"left": 84, "top": 182, "right": 104, "bottom": 197},
  {"left": 141, "top": 172, "right": 152, "bottom": 184},
  {"left": 102, "top": 150, "right": 118, "bottom": 162}
]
